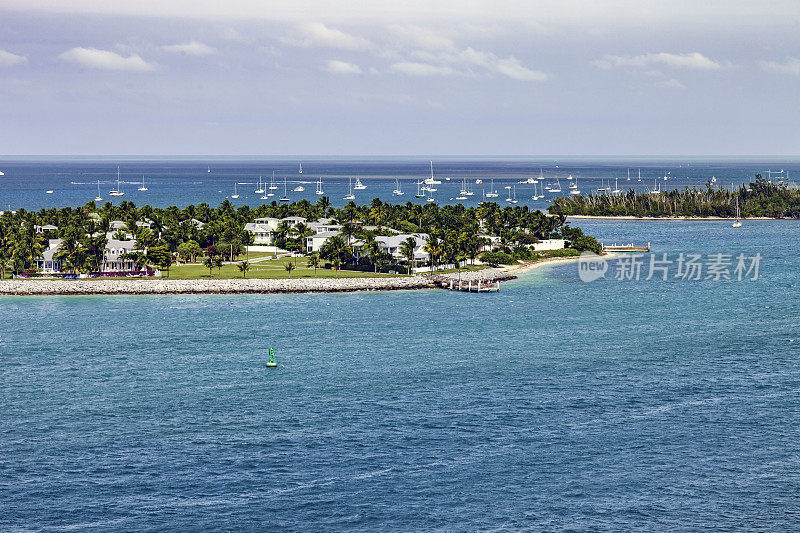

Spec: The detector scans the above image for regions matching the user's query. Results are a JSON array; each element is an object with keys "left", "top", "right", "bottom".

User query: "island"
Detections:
[{"left": 0, "top": 198, "right": 600, "bottom": 294}]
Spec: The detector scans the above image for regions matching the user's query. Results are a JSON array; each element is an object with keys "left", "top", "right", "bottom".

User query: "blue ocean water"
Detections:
[
  {"left": 2, "top": 219, "right": 799, "bottom": 530},
  {"left": 0, "top": 157, "right": 798, "bottom": 211}
]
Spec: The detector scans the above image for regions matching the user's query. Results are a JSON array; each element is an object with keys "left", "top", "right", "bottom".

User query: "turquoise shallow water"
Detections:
[{"left": 2, "top": 220, "right": 800, "bottom": 530}]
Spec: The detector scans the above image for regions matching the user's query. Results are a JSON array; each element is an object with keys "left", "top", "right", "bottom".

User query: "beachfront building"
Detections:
[
  {"left": 246, "top": 216, "right": 342, "bottom": 245},
  {"left": 532, "top": 239, "right": 566, "bottom": 251},
  {"left": 34, "top": 224, "right": 58, "bottom": 234},
  {"left": 101, "top": 238, "right": 138, "bottom": 272},
  {"left": 375, "top": 234, "right": 429, "bottom": 262},
  {"left": 35, "top": 239, "right": 63, "bottom": 273}
]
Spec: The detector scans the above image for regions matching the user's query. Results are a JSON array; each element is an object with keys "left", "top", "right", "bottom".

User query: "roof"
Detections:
[{"left": 307, "top": 230, "right": 340, "bottom": 241}]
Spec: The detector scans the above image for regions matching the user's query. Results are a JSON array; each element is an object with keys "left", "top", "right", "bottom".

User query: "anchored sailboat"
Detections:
[
  {"left": 94, "top": 180, "right": 103, "bottom": 202},
  {"left": 732, "top": 197, "right": 742, "bottom": 227},
  {"left": 109, "top": 167, "right": 124, "bottom": 197},
  {"left": 393, "top": 178, "right": 404, "bottom": 196},
  {"left": 344, "top": 177, "right": 355, "bottom": 200},
  {"left": 424, "top": 161, "right": 442, "bottom": 185},
  {"left": 316, "top": 178, "right": 324, "bottom": 195},
  {"left": 231, "top": 182, "right": 239, "bottom": 199},
  {"left": 280, "top": 176, "right": 290, "bottom": 201}
]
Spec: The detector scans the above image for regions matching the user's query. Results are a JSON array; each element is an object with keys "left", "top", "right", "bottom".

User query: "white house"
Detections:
[
  {"left": 101, "top": 238, "right": 138, "bottom": 272},
  {"left": 35, "top": 239, "right": 63, "bottom": 273}
]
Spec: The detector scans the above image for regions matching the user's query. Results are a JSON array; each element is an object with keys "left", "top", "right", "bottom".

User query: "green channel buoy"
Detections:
[{"left": 266, "top": 348, "right": 277, "bottom": 367}]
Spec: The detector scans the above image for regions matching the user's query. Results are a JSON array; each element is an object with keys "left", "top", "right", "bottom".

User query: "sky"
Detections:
[{"left": 0, "top": 0, "right": 798, "bottom": 156}]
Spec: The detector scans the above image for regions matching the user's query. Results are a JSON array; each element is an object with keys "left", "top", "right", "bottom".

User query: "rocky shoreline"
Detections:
[{"left": 0, "top": 276, "right": 435, "bottom": 296}]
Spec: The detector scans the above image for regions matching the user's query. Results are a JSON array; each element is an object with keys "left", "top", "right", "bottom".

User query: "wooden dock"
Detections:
[
  {"left": 427, "top": 275, "right": 501, "bottom": 292},
  {"left": 602, "top": 242, "right": 651, "bottom": 252}
]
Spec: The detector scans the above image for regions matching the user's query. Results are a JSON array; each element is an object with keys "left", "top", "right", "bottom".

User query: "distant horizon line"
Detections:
[{"left": 1, "top": 155, "right": 799, "bottom": 162}]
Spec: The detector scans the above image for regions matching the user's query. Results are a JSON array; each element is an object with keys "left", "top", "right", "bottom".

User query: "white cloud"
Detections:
[
  {"left": 282, "top": 22, "right": 373, "bottom": 51},
  {"left": 760, "top": 57, "right": 800, "bottom": 76},
  {"left": 390, "top": 61, "right": 455, "bottom": 76},
  {"left": 655, "top": 78, "right": 686, "bottom": 89},
  {"left": 593, "top": 52, "right": 724, "bottom": 70},
  {"left": 59, "top": 47, "right": 156, "bottom": 71},
  {"left": 409, "top": 47, "right": 548, "bottom": 81},
  {"left": 323, "top": 59, "right": 362, "bottom": 74},
  {"left": 162, "top": 41, "right": 216, "bottom": 56},
  {"left": 0, "top": 49, "right": 27, "bottom": 67},
  {"left": 388, "top": 25, "right": 456, "bottom": 51}
]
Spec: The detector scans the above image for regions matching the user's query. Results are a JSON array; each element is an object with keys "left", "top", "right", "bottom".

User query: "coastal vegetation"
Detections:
[
  {"left": 548, "top": 176, "right": 800, "bottom": 218},
  {"left": 0, "top": 197, "right": 600, "bottom": 279}
]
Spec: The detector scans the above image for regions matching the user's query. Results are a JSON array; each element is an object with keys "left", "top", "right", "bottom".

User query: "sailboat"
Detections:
[
  {"left": 649, "top": 178, "right": 661, "bottom": 195},
  {"left": 570, "top": 176, "right": 580, "bottom": 195},
  {"left": 269, "top": 172, "right": 278, "bottom": 190},
  {"left": 732, "top": 197, "right": 742, "bottom": 227},
  {"left": 569, "top": 176, "right": 578, "bottom": 190},
  {"left": 551, "top": 178, "right": 562, "bottom": 193},
  {"left": 316, "top": 178, "right": 324, "bottom": 195},
  {"left": 597, "top": 179, "right": 608, "bottom": 193},
  {"left": 255, "top": 175, "right": 265, "bottom": 194},
  {"left": 231, "top": 182, "right": 239, "bottom": 199},
  {"left": 426, "top": 188, "right": 435, "bottom": 202},
  {"left": 138, "top": 176, "right": 148, "bottom": 191},
  {"left": 637, "top": 169, "right": 642, "bottom": 182},
  {"left": 280, "top": 177, "right": 290, "bottom": 202},
  {"left": 415, "top": 180, "right": 424, "bottom": 198},
  {"left": 465, "top": 181, "right": 474, "bottom": 196},
  {"left": 456, "top": 179, "right": 468, "bottom": 200},
  {"left": 510, "top": 185, "right": 518, "bottom": 204},
  {"left": 354, "top": 178, "right": 366, "bottom": 190},
  {"left": 611, "top": 177, "right": 621, "bottom": 196},
  {"left": 485, "top": 179, "right": 499, "bottom": 198},
  {"left": 109, "top": 167, "right": 124, "bottom": 197},
  {"left": 207, "top": 166, "right": 211, "bottom": 173},
  {"left": 292, "top": 182, "right": 305, "bottom": 192},
  {"left": 94, "top": 180, "right": 103, "bottom": 202},
  {"left": 393, "top": 178, "right": 404, "bottom": 196},
  {"left": 298, "top": 162, "right": 303, "bottom": 174},
  {"left": 344, "top": 177, "right": 355, "bottom": 200},
  {"left": 627, "top": 168, "right": 631, "bottom": 181},
  {"left": 504, "top": 185, "right": 513, "bottom": 202},
  {"left": 424, "top": 161, "right": 442, "bottom": 185}
]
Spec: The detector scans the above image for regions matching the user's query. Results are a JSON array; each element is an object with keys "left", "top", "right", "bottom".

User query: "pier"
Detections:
[
  {"left": 602, "top": 242, "right": 651, "bottom": 252},
  {"left": 426, "top": 274, "right": 501, "bottom": 292}
]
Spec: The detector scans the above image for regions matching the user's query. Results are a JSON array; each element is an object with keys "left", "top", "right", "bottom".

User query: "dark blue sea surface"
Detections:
[
  {"left": 0, "top": 157, "right": 797, "bottom": 211},
  {"left": 2, "top": 219, "right": 800, "bottom": 530}
]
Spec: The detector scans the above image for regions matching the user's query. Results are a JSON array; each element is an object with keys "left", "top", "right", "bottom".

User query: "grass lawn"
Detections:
[{"left": 168, "top": 256, "right": 402, "bottom": 280}]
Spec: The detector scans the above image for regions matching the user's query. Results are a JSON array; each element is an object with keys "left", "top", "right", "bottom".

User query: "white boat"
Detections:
[
  {"left": 109, "top": 167, "right": 125, "bottom": 196},
  {"left": 94, "top": 180, "right": 103, "bottom": 202},
  {"left": 569, "top": 176, "right": 578, "bottom": 190},
  {"left": 269, "top": 172, "right": 278, "bottom": 190},
  {"left": 627, "top": 168, "right": 631, "bottom": 181},
  {"left": 649, "top": 178, "right": 661, "bottom": 195},
  {"left": 138, "top": 176, "right": 148, "bottom": 191},
  {"left": 231, "top": 182, "right": 239, "bottom": 199},
  {"left": 551, "top": 178, "right": 562, "bottom": 193},
  {"left": 465, "top": 181, "right": 474, "bottom": 196},
  {"left": 732, "top": 197, "right": 742, "bottom": 227},
  {"left": 519, "top": 176, "right": 536, "bottom": 184},
  {"left": 354, "top": 178, "right": 366, "bottom": 190},
  {"left": 637, "top": 169, "right": 642, "bottom": 182},
  {"left": 255, "top": 175, "right": 265, "bottom": 194},
  {"left": 475, "top": 179, "right": 483, "bottom": 184},
  {"left": 0, "top": 170, "right": 4, "bottom": 176},
  {"left": 597, "top": 179, "right": 608, "bottom": 193},
  {"left": 207, "top": 166, "right": 211, "bottom": 173},
  {"left": 344, "top": 177, "right": 355, "bottom": 200},
  {"left": 570, "top": 176, "right": 580, "bottom": 195},
  {"left": 393, "top": 178, "right": 404, "bottom": 196},
  {"left": 510, "top": 185, "right": 518, "bottom": 204},
  {"left": 424, "top": 161, "right": 442, "bottom": 185},
  {"left": 566, "top": 174, "right": 573, "bottom": 180},
  {"left": 46, "top": 190, "right": 53, "bottom": 194},
  {"left": 456, "top": 195, "right": 467, "bottom": 201},
  {"left": 293, "top": 184, "right": 305, "bottom": 192},
  {"left": 485, "top": 179, "right": 499, "bottom": 198},
  {"left": 316, "top": 178, "right": 324, "bottom": 195},
  {"left": 612, "top": 177, "right": 621, "bottom": 196},
  {"left": 426, "top": 189, "right": 435, "bottom": 202},
  {"left": 280, "top": 177, "right": 290, "bottom": 202},
  {"left": 298, "top": 162, "right": 303, "bottom": 174},
  {"left": 504, "top": 185, "right": 513, "bottom": 202},
  {"left": 415, "top": 180, "right": 424, "bottom": 198}
]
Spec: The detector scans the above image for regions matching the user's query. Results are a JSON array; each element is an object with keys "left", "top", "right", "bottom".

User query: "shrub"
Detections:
[{"left": 479, "top": 251, "right": 516, "bottom": 265}]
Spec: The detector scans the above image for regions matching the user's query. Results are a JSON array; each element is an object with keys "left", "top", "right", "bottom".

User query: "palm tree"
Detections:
[
  {"left": 306, "top": 253, "right": 320, "bottom": 277},
  {"left": 213, "top": 255, "right": 224, "bottom": 275},
  {"left": 399, "top": 236, "right": 417, "bottom": 276},
  {"left": 237, "top": 260, "right": 250, "bottom": 278},
  {"left": 203, "top": 255, "right": 214, "bottom": 277},
  {"left": 284, "top": 262, "right": 296, "bottom": 278}
]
